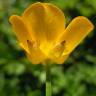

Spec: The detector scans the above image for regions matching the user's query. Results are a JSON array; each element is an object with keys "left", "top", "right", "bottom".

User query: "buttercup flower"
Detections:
[{"left": 9, "top": 2, "right": 94, "bottom": 64}]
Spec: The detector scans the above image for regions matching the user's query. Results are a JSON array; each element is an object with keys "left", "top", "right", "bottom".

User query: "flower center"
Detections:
[{"left": 40, "top": 40, "right": 69, "bottom": 59}]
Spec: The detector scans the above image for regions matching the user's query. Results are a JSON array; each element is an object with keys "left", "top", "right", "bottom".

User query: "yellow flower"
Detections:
[{"left": 9, "top": 2, "right": 94, "bottom": 64}]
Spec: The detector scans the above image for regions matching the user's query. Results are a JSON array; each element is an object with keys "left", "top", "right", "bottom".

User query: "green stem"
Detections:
[{"left": 46, "top": 64, "right": 51, "bottom": 96}]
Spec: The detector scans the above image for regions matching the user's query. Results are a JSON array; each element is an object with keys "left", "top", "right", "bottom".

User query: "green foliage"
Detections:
[{"left": 0, "top": 0, "right": 96, "bottom": 96}]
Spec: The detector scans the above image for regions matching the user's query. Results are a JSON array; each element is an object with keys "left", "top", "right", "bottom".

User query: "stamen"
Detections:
[
  {"left": 61, "top": 40, "right": 66, "bottom": 45},
  {"left": 27, "top": 40, "right": 38, "bottom": 49},
  {"left": 50, "top": 40, "right": 66, "bottom": 57}
]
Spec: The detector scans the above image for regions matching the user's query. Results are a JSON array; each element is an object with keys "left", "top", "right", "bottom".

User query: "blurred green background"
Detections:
[{"left": 0, "top": 0, "right": 96, "bottom": 96}]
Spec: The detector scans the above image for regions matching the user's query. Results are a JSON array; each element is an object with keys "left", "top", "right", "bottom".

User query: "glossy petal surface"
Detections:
[
  {"left": 60, "top": 16, "right": 94, "bottom": 55},
  {"left": 23, "top": 2, "right": 65, "bottom": 44},
  {"left": 9, "top": 15, "right": 32, "bottom": 52}
]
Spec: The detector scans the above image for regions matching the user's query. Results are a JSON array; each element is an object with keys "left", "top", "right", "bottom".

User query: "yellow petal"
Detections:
[
  {"left": 9, "top": 15, "right": 33, "bottom": 52},
  {"left": 60, "top": 16, "right": 94, "bottom": 54},
  {"left": 27, "top": 40, "right": 46, "bottom": 64},
  {"left": 22, "top": 2, "right": 65, "bottom": 44}
]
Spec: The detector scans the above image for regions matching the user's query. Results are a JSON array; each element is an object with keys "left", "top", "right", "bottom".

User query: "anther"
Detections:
[
  {"left": 61, "top": 40, "right": 66, "bottom": 46},
  {"left": 27, "top": 40, "right": 38, "bottom": 49}
]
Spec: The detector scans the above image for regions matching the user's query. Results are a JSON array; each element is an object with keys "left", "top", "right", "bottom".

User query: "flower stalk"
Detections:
[{"left": 45, "top": 63, "right": 51, "bottom": 96}]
